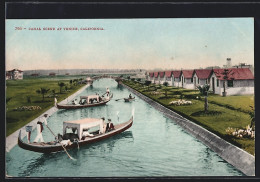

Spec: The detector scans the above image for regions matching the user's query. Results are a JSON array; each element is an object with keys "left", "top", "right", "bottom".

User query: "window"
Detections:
[
  {"left": 227, "top": 80, "right": 233, "bottom": 87},
  {"left": 184, "top": 78, "right": 186, "bottom": 83},
  {"left": 191, "top": 78, "right": 193, "bottom": 83},
  {"left": 174, "top": 77, "right": 175, "bottom": 81},
  {"left": 198, "top": 79, "right": 199, "bottom": 84},
  {"left": 206, "top": 79, "right": 208, "bottom": 84},
  {"left": 217, "top": 79, "right": 219, "bottom": 87}
]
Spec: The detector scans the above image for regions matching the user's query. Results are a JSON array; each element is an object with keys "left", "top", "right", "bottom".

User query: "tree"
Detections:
[
  {"left": 144, "top": 80, "right": 152, "bottom": 91},
  {"left": 249, "top": 106, "right": 255, "bottom": 131},
  {"left": 36, "top": 88, "right": 50, "bottom": 101},
  {"left": 58, "top": 82, "right": 65, "bottom": 93},
  {"left": 162, "top": 82, "right": 170, "bottom": 97},
  {"left": 137, "top": 78, "right": 141, "bottom": 82},
  {"left": 6, "top": 97, "right": 12, "bottom": 104},
  {"left": 221, "top": 69, "right": 231, "bottom": 97},
  {"left": 127, "top": 76, "right": 130, "bottom": 80},
  {"left": 197, "top": 84, "right": 210, "bottom": 113},
  {"left": 131, "top": 78, "right": 135, "bottom": 82}
]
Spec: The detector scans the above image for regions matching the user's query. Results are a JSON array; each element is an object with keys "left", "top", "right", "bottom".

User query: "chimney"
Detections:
[{"left": 226, "top": 58, "right": 232, "bottom": 68}]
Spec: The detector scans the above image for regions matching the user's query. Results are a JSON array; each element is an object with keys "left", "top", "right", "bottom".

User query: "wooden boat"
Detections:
[
  {"left": 56, "top": 93, "right": 113, "bottom": 109},
  {"left": 18, "top": 116, "right": 133, "bottom": 153},
  {"left": 124, "top": 97, "right": 135, "bottom": 102}
]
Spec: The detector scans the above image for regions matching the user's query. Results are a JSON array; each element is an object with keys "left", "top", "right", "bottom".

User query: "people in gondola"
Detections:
[
  {"left": 129, "top": 94, "right": 132, "bottom": 99},
  {"left": 106, "top": 119, "right": 115, "bottom": 132},
  {"left": 82, "top": 128, "right": 94, "bottom": 139},
  {"left": 34, "top": 114, "right": 48, "bottom": 143}
]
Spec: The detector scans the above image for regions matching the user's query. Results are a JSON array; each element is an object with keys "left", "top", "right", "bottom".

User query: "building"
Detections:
[
  {"left": 172, "top": 70, "right": 182, "bottom": 87},
  {"left": 154, "top": 72, "right": 159, "bottom": 84},
  {"left": 6, "top": 69, "right": 23, "bottom": 80},
  {"left": 209, "top": 68, "right": 254, "bottom": 96},
  {"left": 148, "top": 72, "right": 154, "bottom": 83},
  {"left": 164, "top": 71, "right": 173, "bottom": 86},
  {"left": 49, "top": 72, "right": 56, "bottom": 76},
  {"left": 193, "top": 69, "right": 212, "bottom": 88},
  {"left": 158, "top": 71, "right": 165, "bottom": 84},
  {"left": 180, "top": 70, "right": 195, "bottom": 89}
]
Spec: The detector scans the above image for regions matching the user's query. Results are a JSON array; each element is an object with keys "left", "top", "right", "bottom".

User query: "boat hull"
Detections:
[
  {"left": 56, "top": 94, "right": 113, "bottom": 110},
  {"left": 18, "top": 117, "right": 133, "bottom": 153},
  {"left": 124, "top": 97, "right": 135, "bottom": 102}
]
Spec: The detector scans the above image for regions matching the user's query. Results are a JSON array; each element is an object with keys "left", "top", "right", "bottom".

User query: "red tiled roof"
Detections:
[
  {"left": 213, "top": 68, "right": 254, "bottom": 80},
  {"left": 154, "top": 72, "right": 159, "bottom": 78},
  {"left": 181, "top": 70, "right": 194, "bottom": 78},
  {"left": 149, "top": 72, "right": 154, "bottom": 77},
  {"left": 194, "top": 69, "right": 212, "bottom": 79},
  {"left": 172, "top": 70, "right": 181, "bottom": 78},
  {"left": 8, "top": 69, "right": 23, "bottom": 72},
  {"left": 159, "top": 71, "right": 165, "bottom": 78},
  {"left": 165, "top": 71, "right": 172, "bottom": 78}
]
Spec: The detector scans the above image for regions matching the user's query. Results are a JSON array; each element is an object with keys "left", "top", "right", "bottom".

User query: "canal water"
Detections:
[{"left": 6, "top": 78, "right": 243, "bottom": 177}]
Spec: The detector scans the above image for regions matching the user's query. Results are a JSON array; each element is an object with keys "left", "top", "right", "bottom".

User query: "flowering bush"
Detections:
[
  {"left": 169, "top": 99, "right": 192, "bottom": 106},
  {"left": 14, "top": 106, "right": 42, "bottom": 111},
  {"left": 150, "top": 91, "right": 162, "bottom": 95},
  {"left": 226, "top": 125, "right": 255, "bottom": 139}
]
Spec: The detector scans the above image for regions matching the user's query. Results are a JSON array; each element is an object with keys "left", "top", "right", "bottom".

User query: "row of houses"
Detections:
[{"left": 148, "top": 68, "right": 254, "bottom": 96}]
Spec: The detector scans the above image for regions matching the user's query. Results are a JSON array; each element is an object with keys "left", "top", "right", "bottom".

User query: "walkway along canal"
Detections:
[
  {"left": 6, "top": 79, "right": 247, "bottom": 177},
  {"left": 122, "top": 83, "right": 255, "bottom": 176}
]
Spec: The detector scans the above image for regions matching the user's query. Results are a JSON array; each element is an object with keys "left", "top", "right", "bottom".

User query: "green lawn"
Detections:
[
  {"left": 6, "top": 77, "right": 86, "bottom": 136},
  {"left": 124, "top": 80, "right": 255, "bottom": 155}
]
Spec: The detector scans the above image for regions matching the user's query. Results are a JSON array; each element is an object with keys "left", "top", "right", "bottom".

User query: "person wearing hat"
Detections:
[
  {"left": 34, "top": 114, "right": 48, "bottom": 143},
  {"left": 106, "top": 119, "right": 115, "bottom": 132}
]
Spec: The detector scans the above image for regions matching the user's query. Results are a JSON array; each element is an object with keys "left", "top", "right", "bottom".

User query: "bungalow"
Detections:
[
  {"left": 172, "top": 70, "right": 182, "bottom": 87},
  {"left": 6, "top": 72, "right": 12, "bottom": 80},
  {"left": 158, "top": 71, "right": 165, "bottom": 84},
  {"left": 164, "top": 71, "right": 173, "bottom": 86},
  {"left": 154, "top": 72, "right": 159, "bottom": 84},
  {"left": 209, "top": 68, "right": 254, "bottom": 96},
  {"left": 148, "top": 72, "right": 154, "bottom": 83},
  {"left": 193, "top": 69, "right": 212, "bottom": 88},
  {"left": 49, "top": 72, "right": 56, "bottom": 76},
  {"left": 6, "top": 69, "right": 23, "bottom": 80},
  {"left": 180, "top": 70, "right": 195, "bottom": 89}
]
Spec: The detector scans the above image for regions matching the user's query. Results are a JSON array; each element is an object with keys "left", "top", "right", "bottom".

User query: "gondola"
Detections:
[
  {"left": 18, "top": 116, "right": 133, "bottom": 153},
  {"left": 124, "top": 97, "right": 135, "bottom": 102},
  {"left": 56, "top": 93, "right": 113, "bottom": 110}
]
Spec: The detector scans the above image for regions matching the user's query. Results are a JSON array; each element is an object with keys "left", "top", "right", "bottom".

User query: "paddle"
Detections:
[
  {"left": 45, "top": 125, "right": 75, "bottom": 160},
  {"left": 115, "top": 98, "right": 125, "bottom": 101}
]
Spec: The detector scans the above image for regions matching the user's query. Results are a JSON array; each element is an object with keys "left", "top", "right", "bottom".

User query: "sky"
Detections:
[{"left": 5, "top": 18, "right": 254, "bottom": 71}]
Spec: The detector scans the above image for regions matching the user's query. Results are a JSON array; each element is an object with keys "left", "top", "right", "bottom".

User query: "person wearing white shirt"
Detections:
[{"left": 34, "top": 114, "right": 48, "bottom": 143}]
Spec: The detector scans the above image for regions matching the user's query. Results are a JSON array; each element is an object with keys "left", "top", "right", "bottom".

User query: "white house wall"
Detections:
[{"left": 210, "top": 72, "right": 254, "bottom": 95}]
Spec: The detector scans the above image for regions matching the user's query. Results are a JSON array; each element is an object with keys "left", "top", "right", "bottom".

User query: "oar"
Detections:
[
  {"left": 115, "top": 98, "right": 125, "bottom": 101},
  {"left": 45, "top": 125, "right": 75, "bottom": 160}
]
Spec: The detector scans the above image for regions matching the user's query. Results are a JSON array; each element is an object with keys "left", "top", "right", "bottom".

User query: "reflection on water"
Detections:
[{"left": 6, "top": 78, "right": 244, "bottom": 177}]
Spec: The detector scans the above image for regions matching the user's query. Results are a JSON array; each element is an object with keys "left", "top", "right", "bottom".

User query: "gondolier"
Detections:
[
  {"left": 106, "top": 87, "right": 110, "bottom": 96},
  {"left": 34, "top": 114, "right": 48, "bottom": 143}
]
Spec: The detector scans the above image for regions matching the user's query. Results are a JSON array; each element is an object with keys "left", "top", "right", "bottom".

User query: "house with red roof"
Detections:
[
  {"left": 172, "top": 70, "right": 182, "bottom": 87},
  {"left": 148, "top": 72, "right": 154, "bottom": 82},
  {"left": 158, "top": 71, "right": 165, "bottom": 84},
  {"left": 6, "top": 69, "right": 23, "bottom": 80},
  {"left": 180, "top": 70, "right": 195, "bottom": 89},
  {"left": 193, "top": 69, "right": 213, "bottom": 88},
  {"left": 164, "top": 71, "right": 173, "bottom": 86},
  {"left": 209, "top": 68, "right": 254, "bottom": 95},
  {"left": 154, "top": 72, "right": 159, "bottom": 84}
]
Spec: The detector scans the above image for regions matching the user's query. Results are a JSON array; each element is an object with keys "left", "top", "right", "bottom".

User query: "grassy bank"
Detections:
[
  {"left": 6, "top": 77, "right": 86, "bottom": 136},
  {"left": 123, "top": 80, "right": 255, "bottom": 155}
]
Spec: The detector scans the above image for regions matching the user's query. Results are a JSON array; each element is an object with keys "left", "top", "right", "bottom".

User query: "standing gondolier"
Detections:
[
  {"left": 106, "top": 87, "right": 110, "bottom": 97},
  {"left": 34, "top": 114, "right": 48, "bottom": 143}
]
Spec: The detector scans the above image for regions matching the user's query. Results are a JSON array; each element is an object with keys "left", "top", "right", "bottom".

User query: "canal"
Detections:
[{"left": 6, "top": 78, "right": 243, "bottom": 177}]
